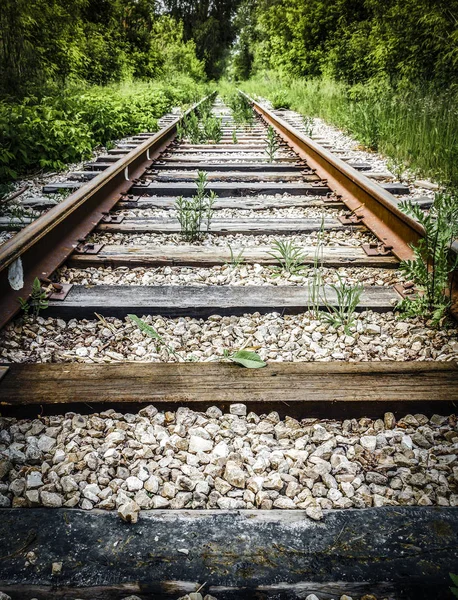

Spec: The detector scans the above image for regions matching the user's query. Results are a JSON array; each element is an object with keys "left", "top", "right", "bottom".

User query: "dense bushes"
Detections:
[
  {"left": 240, "top": 74, "right": 458, "bottom": 188},
  {"left": 0, "top": 78, "right": 210, "bottom": 181}
]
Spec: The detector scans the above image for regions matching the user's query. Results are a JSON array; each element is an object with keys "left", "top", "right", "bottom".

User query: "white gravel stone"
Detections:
[{"left": 188, "top": 436, "right": 213, "bottom": 454}]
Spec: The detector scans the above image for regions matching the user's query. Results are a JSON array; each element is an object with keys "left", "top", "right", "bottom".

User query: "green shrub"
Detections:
[{"left": 0, "top": 77, "right": 210, "bottom": 182}]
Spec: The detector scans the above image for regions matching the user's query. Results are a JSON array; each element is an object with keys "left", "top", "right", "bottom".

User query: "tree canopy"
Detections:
[{"left": 230, "top": 0, "right": 458, "bottom": 87}]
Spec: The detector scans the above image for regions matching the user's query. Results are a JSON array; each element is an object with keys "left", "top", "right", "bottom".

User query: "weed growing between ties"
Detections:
[
  {"left": 225, "top": 93, "right": 255, "bottom": 129},
  {"left": 179, "top": 97, "right": 223, "bottom": 144},
  {"left": 0, "top": 195, "right": 38, "bottom": 229},
  {"left": 227, "top": 245, "right": 245, "bottom": 267},
  {"left": 268, "top": 239, "right": 305, "bottom": 274},
  {"left": 176, "top": 171, "right": 217, "bottom": 242},
  {"left": 302, "top": 115, "right": 314, "bottom": 137},
  {"left": 265, "top": 126, "right": 279, "bottom": 162},
  {"left": 398, "top": 192, "right": 458, "bottom": 325},
  {"left": 320, "top": 275, "right": 364, "bottom": 333},
  {"left": 307, "top": 215, "right": 363, "bottom": 332},
  {"left": 18, "top": 277, "right": 49, "bottom": 319}
]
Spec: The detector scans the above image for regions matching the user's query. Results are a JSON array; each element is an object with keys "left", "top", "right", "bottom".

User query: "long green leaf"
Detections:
[
  {"left": 128, "top": 314, "right": 161, "bottom": 340},
  {"left": 228, "top": 350, "right": 266, "bottom": 368}
]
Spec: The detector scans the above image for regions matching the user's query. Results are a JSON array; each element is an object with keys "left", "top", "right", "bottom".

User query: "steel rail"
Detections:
[
  {"left": 240, "top": 91, "right": 424, "bottom": 262},
  {"left": 240, "top": 91, "right": 458, "bottom": 316},
  {"left": 0, "top": 92, "right": 216, "bottom": 329}
]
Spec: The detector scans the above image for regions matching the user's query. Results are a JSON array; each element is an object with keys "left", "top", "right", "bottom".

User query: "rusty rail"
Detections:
[
  {"left": 240, "top": 91, "right": 424, "bottom": 262},
  {"left": 0, "top": 92, "right": 216, "bottom": 329},
  {"left": 240, "top": 91, "right": 458, "bottom": 316}
]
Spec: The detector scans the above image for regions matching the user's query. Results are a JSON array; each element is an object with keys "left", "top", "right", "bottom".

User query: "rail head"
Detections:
[{"left": 239, "top": 90, "right": 426, "bottom": 262}]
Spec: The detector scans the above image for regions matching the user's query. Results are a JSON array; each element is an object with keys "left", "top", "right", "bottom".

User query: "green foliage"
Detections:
[
  {"left": 18, "top": 278, "right": 48, "bottom": 318},
  {"left": 302, "top": 115, "right": 314, "bottom": 137},
  {"left": 0, "top": 78, "right": 209, "bottom": 182},
  {"left": 176, "top": 171, "right": 217, "bottom": 242},
  {"left": 232, "top": 130, "right": 239, "bottom": 144},
  {"left": 180, "top": 102, "right": 223, "bottom": 144},
  {"left": 181, "top": 112, "right": 202, "bottom": 144},
  {"left": 270, "top": 90, "right": 291, "bottom": 110},
  {"left": 450, "top": 573, "right": 458, "bottom": 598},
  {"left": 265, "top": 126, "right": 280, "bottom": 162},
  {"left": 223, "top": 349, "right": 266, "bottom": 368},
  {"left": 0, "top": 1, "right": 206, "bottom": 99},
  {"left": 233, "top": 0, "right": 458, "bottom": 87},
  {"left": 201, "top": 114, "right": 223, "bottom": 143},
  {"left": 268, "top": 239, "right": 305, "bottom": 274},
  {"left": 128, "top": 315, "right": 266, "bottom": 367},
  {"left": 398, "top": 192, "right": 458, "bottom": 325},
  {"left": 164, "top": 0, "right": 242, "bottom": 79},
  {"left": 221, "top": 89, "right": 255, "bottom": 128},
  {"left": 240, "top": 75, "right": 458, "bottom": 188},
  {"left": 320, "top": 275, "right": 364, "bottom": 333}
]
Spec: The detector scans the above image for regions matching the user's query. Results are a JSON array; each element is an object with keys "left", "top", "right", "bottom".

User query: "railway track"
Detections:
[{"left": 0, "top": 93, "right": 458, "bottom": 599}]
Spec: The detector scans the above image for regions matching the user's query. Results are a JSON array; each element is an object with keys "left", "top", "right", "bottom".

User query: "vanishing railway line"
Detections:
[{"left": 0, "top": 93, "right": 458, "bottom": 599}]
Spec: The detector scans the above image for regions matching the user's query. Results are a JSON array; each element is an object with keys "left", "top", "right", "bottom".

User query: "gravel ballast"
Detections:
[
  {"left": 1, "top": 312, "right": 457, "bottom": 364},
  {"left": 0, "top": 404, "right": 457, "bottom": 515}
]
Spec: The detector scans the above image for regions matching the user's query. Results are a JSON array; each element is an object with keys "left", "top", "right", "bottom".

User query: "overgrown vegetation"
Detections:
[
  {"left": 228, "top": 0, "right": 458, "bottom": 189},
  {"left": 0, "top": 78, "right": 209, "bottom": 182},
  {"left": 240, "top": 75, "right": 458, "bottom": 188},
  {"left": 178, "top": 98, "right": 223, "bottom": 144},
  {"left": 0, "top": 2, "right": 206, "bottom": 98},
  {"left": 220, "top": 88, "right": 255, "bottom": 128},
  {"left": 398, "top": 192, "right": 458, "bottom": 325},
  {"left": 231, "top": 0, "right": 458, "bottom": 87},
  {"left": 176, "top": 171, "right": 217, "bottom": 242}
]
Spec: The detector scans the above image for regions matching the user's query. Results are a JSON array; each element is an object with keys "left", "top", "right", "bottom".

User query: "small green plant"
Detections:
[
  {"left": 320, "top": 275, "right": 364, "bottom": 333},
  {"left": 450, "top": 573, "right": 458, "bottom": 598},
  {"left": 181, "top": 111, "right": 201, "bottom": 143},
  {"left": 227, "top": 245, "right": 245, "bottom": 267},
  {"left": 268, "top": 239, "right": 305, "bottom": 273},
  {"left": 302, "top": 115, "right": 314, "bottom": 137},
  {"left": 202, "top": 114, "right": 223, "bottom": 143},
  {"left": 176, "top": 120, "right": 185, "bottom": 141},
  {"left": 265, "top": 125, "right": 279, "bottom": 162},
  {"left": 232, "top": 130, "right": 238, "bottom": 144},
  {"left": 398, "top": 192, "right": 458, "bottom": 325},
  {"left": 223, "top": 349, "right": 266, "bottom": 368},
  {"left": 176, "top": 171, "right": 216, "bottom": 242},
  {"left": 387, "top": 155, "right": 406, "bottom": 182},
  {"left": 128, "top": 314, "right": 187, "bottom": 361},
  {"left": 18, "top": 277, "right": 48, "bottom": 318},
  {"left": 129, "top": 315, "right": 266, "bottom": 367},
  {"left": 3, "top": 202, "right": 36, "bottom": 228}
]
